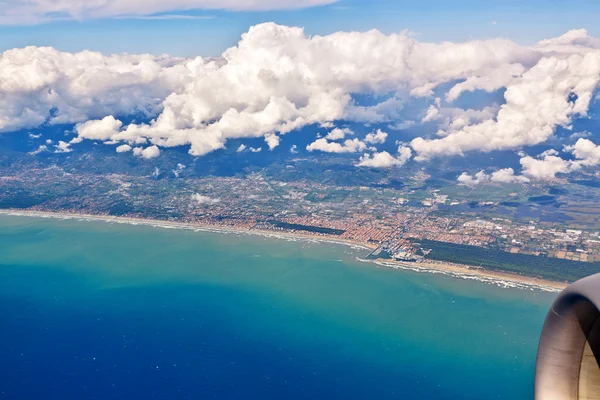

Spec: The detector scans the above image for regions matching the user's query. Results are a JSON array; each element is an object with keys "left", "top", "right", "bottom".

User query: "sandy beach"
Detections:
[{"left": 0, "top": 209, "right": 567, "bottom": 292}]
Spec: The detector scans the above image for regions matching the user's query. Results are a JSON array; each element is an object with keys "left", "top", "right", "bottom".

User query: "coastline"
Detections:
[{"left": 0, "top": 209, "right": 567, "bottom": 293}]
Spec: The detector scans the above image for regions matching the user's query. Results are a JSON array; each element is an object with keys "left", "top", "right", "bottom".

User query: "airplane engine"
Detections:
[{"left": 535, "top": 273, "right": 600, "bottom": 399}]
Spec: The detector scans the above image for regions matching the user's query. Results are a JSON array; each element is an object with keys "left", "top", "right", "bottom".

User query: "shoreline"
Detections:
[{"left": 0, "top": 209, "right": 567, "bottom": 293}]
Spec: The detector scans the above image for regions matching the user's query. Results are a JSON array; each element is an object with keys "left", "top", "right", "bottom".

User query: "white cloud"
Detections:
[
  {"left": 420, "top": 105, "right": 499, "bottom": 135},
  {"left": 325, "top": 127, "right": 353, "bottom": 140},
  {"left": 0, "top": 0, "right": 336, "bottom": 25},
  {"left": 388, "top": 120, "right": 415, "bottom": 130},
  {"left": 306, "top": 138, "right": 369, "bottom": 153},
  {"left": 412, "top": 47, "right": 600, "bottom": 160},
  {"left": 249, "top": 147, "right": 262, "bottom": 153},
  {"left": 3, "top": 24, "right": 600, "bottom": 165},
  {"left": 0, "top": 47, "right": 188, "bottom": 134},
  {"left": 290, "top": 144, "right": 298, "bottom": 154},
  {"left": 75, "top": 116, "right": 123, "bottom": 141},
  {"left": 357, "top": 145, "right": 412, "bottom": 168},
  {"left": 537, "top": 29, "right": 600, "bottom": 52},
  {"left": 520, "top": 154, "right": 571, "bottom": 180},
  {"left": 28, "top": 144, "right": 48, "bottom": 155},
  {"left": 490, "top": 168, "right": 530, "bottom": 183},
  {"left": 421, "top": 105, "right": 440, "bottom": 123},
  {"left": 357, "top": 152, "right": 399, "bottom": 168},
  {"left": 538, "top": 149, "right": 559, "bottom": 158},
  {"left": 570, "top": 131, "right": 592, "bottom": 140},
  {"left": 140, "top": 145, "right": 160, "bottom": 159},
  {"left": 191, "top": 193, "right": 220, "bottom": 204},
  {"left": 264, "top": 133, "right": 280, "bottom": 150},
  {"left": 345, "top": 97, "right": 405, "bottom": 123},
  {"left": 116, "top": 144, "right": 132, "bottom": 153},
  {"left": 457, "top": 168, "right": 529, "bottom": 185},
  {"left": 445, "top": 63, "right": 526, "bottom": 102},
  {"left": 364, "top": 129, "right": 388, "bottom": 144},
  {"left": 61, "top": 23, "right": 541, "bottom": 156},
  {"left": 565, "top": 138, "right": 600, "bottom": 168},
  {"left": 397, "top": 145, "right": 413, "bottom": 164},
  {"left": 485, "top": 139, "right": 600, "bottom": 181},
  {"left": 172, "top": 163, "right": 186, "bottom": 177},
  {"left": 54, "top": 140, "right": 72, "bottom": 153},
  {"left": 236, "top": 144, "right": 247, "bottom": 152},
  {"left": 457, "top": 171, "right": 489, "bottom": 186}
]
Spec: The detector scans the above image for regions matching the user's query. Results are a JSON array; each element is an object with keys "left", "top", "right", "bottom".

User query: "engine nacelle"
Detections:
[{"left": 535, "top": 273, "right": 600, "bottom": 399}]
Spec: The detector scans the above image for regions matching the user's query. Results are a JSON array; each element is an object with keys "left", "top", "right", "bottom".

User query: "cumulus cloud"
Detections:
[
  {"left": 490, "top": 168, "right": 530, "bottom": 183},
  {"left": 75, "top": 116, "right": 123, "bottom": 141},
  {"left": 4, "top": 24, "right": 600, "bottom": 167},
  {"left": 364, "top": 129, "right": 388, "bottom": 144},
  {"left": 290, "top": 144, "right": 298, "bottom": 154},
  {"left": 520, "top": 154, "right": 571, "bottom": 180},
  {"left": 537, "top": 29, "right": 600, "bottom": 52},
  {"left": 487, "top": 139, "right": 600, "bottom": 181},
  {"left": 412, "top": 44, "right": 600, "bottom": 159},
  {"left": 54, "top": 140, "right": 72, "bottom": 153},
  {"left": 325, "top": 127, "right": 353, "bottom": 140},
  {"left": 172, "top": 163, "right": 186, "bottom": 177},
  {"left": 357, "top": 152, "right": 400, "bottom": 168},
  {"left": 142, "top": 145, "right": 160, "bottom": 159},
  {"left": 457, "top": 168, "right": 530, "bottom": 185},
  {"left": 397, "top": 145, "right": 413, "bottom": 164},
  {"left": 420, "top": 104, "right": 499, "bottom": 135},
  {"left": 0, "top": 0, "right": 336, "bottom": 25},
  {"left": 116, "top": 144, "right": 132, "bottom": 153},
  {"left": 264, "top": 133, "right": 280, "bottom": 150},
  {"left": 236, "top": 144, "right": 247, "bottom": 152},
  {"left": 345, "top": 97, "right": 405, "bottom": 123},
  {"left": 29, "top": 144, "right": 48, "bottom": 155},
  {"left": 0, "top": 47, "right": 190, "bottom": 134},
  {"left": 457, "top": 171, "right": 489, "bottom": 186},
  {"left": 306, "top": 138, "right": 369, "bottom": 153},
  {"left": 421, "top": 105, "right": 440, "bottom": 123},
  {"left": 7, "top": 22, "right": 541, "bottom": 156},
  {"left": 357, "top": 145, "right": 412, "bottom": 168},
  {"left": 570, "top": 131, "right": 592, "bottom": 140},
  {"left": 191, "top": 193, "right": 220, "bottom": 204},
  {"left": 566, "top": 138, "right": 600, "bottom": 168},
  {"left": 134, "top": 145, "right": 161, "bottom": 159}
]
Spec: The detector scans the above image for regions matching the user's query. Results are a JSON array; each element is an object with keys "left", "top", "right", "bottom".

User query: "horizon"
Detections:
[{"left": 1, "top": 0, "right": 600, "bottom": 56}]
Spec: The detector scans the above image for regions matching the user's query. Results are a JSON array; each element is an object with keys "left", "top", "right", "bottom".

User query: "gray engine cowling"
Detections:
[{"left": 535, "top": 273, "right": 600, "bottom": 399}]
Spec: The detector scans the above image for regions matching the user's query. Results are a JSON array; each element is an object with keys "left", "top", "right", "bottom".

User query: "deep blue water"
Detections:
[{"left": 0, "top": 215, "right": 556, "bottom": 399}]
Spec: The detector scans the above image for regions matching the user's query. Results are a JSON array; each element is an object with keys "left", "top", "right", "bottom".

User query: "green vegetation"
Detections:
[
  {"left": 271, "top": 221, "right": 345, "bottom": 235},
  {"left": 304, "top": 189, "right": 350, "bottom": 203},
  {"left": 413, "top": 239, "right": 600, "bottom": 282}
]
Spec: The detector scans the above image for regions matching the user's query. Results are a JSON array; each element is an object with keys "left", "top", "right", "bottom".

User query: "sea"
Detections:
[{"left": 0, "top": 214, "right": 558, "bottom": 400}]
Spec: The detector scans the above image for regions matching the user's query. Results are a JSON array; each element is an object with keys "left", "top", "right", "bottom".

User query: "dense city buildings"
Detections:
[{"left": 3, "top": 163, "right": 600, "bottom": 280}]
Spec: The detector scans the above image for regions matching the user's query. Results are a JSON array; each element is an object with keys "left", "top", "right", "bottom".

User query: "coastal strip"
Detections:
[{"left": 0, "top": 209, "right": 567, "bottom": 293}]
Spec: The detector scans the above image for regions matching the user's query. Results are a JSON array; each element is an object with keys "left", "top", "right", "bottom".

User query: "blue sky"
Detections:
[{"left": 1, "top": 0, "right": 599, "bottom": 56}]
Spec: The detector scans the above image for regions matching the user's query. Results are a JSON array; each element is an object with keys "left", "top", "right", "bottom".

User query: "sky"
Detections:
[
  {"left": 2, "top": 0, "right": 600, "bottom": 185},
  {"left": 1, "top": 0, "right": 600, "bottom": 56}
]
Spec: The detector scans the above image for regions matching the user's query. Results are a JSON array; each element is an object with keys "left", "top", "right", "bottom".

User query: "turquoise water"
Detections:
[{"left": 0, "top": 215, "right": 556, "bottom": 399}]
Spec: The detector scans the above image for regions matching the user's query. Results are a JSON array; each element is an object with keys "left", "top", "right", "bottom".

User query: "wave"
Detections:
[
  {"left": 0, "top": 209, "right": 563, "bottom": 293},
  {"left": 357, "top": 258, "right": 562, "bottom": 293}
]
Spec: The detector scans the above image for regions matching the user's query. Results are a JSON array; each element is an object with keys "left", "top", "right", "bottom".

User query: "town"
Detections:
[{"left": 3, "top": 163, "right": 600, "bottom": 276}]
